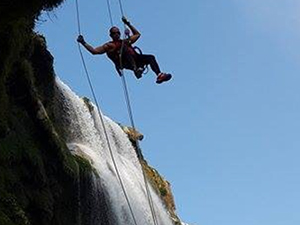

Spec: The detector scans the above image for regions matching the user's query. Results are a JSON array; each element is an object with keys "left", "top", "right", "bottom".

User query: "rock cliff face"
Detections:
[{"left": 0, "top": 1, "right": 184, "bottom": 224}]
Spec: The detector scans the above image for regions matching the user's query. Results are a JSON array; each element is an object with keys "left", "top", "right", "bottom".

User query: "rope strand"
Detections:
[
  {"left": 116, "top": 0, "right": 160, "bottom": 223},
  {"left": 119, "top": 69, "right": 159, "bottom": 225},
  {"left": 75, "top": 0, "right": 161, "bottom": 224},
  {"left": 75, "top": 1, "right": 138, "bottom": 225},
  {"left": 117, "top": 0, "right": 125, "bottom": 18},
  {"left": 75, "top": 0, "right": 82, "bottom": 34},
  {"left": 76, "top": 42, "right": 138, "bottom": 225},
  {"left": 105, "top": 0, "right": 114, "bottom": 26}
]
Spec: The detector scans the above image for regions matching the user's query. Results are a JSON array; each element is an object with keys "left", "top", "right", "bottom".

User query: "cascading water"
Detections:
[{"left": 53, "top": 77, "right": 174, "bottom": 225}]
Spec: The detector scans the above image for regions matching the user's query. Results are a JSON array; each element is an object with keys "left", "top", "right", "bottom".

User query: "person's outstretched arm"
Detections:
[
  {"left": 122, "top": 17, "right": 141, "bottom": 44},
  {"left": 77, "top": 35, "right": 110, "bottom": 55}
]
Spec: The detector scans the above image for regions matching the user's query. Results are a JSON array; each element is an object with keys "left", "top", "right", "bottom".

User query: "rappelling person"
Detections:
[{"left": 77, "top": 16, "right": 172, "bottom": 84}]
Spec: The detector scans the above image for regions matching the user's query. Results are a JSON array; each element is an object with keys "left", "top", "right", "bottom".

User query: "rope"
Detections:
[
  {"left": 105, "top": 0, "right": 114, "bottom": 26},
  {"left": 120, "top": 74, "right": 136, "bottom": 138},
  {"left": 116, "top": 1, "right": 159, "bottom": 224},
  {"left": 75, "top": 0, "right": 161, "bottom": 224},
  {"left": 75, "top": 0, "right": 82, "bottom": 34},
  {"left": 74, "top": 1, "right": 138, "bottom": 225},
  {"left": 117, "top": 0, "right": 125, "bottom": 20},
  {"left": 119, "top": 69, "right": 159, "bottom": 225}
]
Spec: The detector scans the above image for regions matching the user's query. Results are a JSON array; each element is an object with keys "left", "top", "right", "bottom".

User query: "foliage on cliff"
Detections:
[
  {"left": 141, "top": 160, "right": 181, "bottom": 225},
  {"left": 0, "top": 1, "right": 95, "bottom": 224}
]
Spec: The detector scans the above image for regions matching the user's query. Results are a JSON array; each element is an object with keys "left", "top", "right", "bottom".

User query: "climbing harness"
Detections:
[
  {"left": 114, "top": 43, "right": 148, "bottom": 79},
  {"left": 75, "top": 0, "right": 159, "bottom": 224},
  {"left": 133, "top": 46, "right": 149, "bottom": 75}
]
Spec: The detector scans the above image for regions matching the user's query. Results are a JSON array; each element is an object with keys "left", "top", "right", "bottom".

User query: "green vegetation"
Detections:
[
  {"left": 0, "top": 1, "right": 96, "bottom": 224},
  {"left": 140, "top": 160, "right": 180, "bottom": 224}
]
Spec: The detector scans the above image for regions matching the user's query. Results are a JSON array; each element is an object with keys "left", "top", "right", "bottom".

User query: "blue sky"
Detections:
[{"left": 36, "top": 1, "right": 300, "bottom": 224}]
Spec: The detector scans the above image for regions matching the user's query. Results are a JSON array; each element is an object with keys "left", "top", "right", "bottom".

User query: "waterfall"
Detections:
[{"left": 53, "top": 77, "right": 174, "bottom": 225}]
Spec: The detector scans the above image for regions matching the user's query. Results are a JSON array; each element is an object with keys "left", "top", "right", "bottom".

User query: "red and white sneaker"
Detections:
[{"left": 156, "top": 73, "right": 172, "bottom": 84}]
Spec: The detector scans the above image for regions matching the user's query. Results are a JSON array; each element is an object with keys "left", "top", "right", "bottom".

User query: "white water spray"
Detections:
[{"left": 53, "top": 78, "right": 174, "bottom": 225}]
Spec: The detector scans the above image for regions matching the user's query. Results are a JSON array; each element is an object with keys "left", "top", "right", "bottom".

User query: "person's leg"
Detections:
[
  {"left": 136, "top": 54, "right": 172, "bottom": 83},
  {"left": 119, "top": 49, "right": 145, "bottom": 78},
  {"left": 136, "top": 54, "right": 161, "bottom": 75}
]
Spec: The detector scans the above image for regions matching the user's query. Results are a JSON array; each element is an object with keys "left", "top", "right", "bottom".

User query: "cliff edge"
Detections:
[{"left": 0, "top": 1, "right": 184, "bottom": 224}]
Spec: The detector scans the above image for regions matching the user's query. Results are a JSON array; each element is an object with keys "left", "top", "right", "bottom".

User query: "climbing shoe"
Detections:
[
  {"left": 156, "top": 73, "right": 172, "bottom": 84},
  {"left": 134, "top": 68, "right": 144, "bottom": 79}
]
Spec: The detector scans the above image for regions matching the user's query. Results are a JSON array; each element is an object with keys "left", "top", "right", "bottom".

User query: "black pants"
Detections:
[{"left": 121, "top": 53, "right": 161, "bottom": 75}]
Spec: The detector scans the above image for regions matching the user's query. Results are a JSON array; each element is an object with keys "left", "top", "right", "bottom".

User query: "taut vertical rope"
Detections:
[
  {"left": 75, "top": 0, "right": 82, "bottom": 34},
  {"left": 116, "top": 0, "right": 160, "bottom": 224},
  {"left": 74, "top": 1, "right": 138, "bottom": 225},
  {"left": 119, "top": 70, "right": 160, "bottom": 225},
  {"left": 75, "top": 0, "right": 162, "bottom": 224},
  {"left": 105, "top": 0, "right": 114, "bottom": 26}
]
